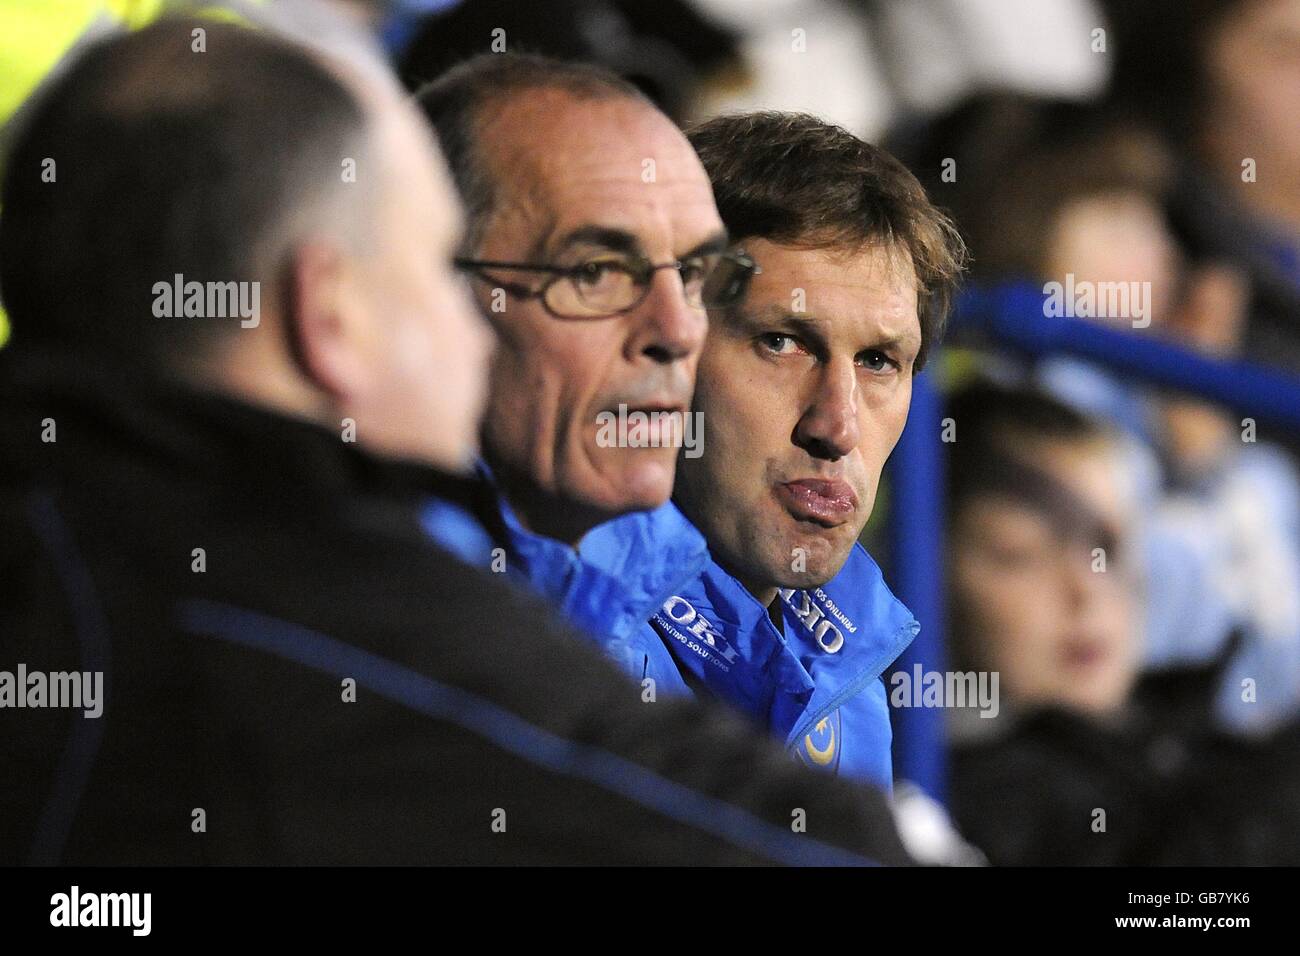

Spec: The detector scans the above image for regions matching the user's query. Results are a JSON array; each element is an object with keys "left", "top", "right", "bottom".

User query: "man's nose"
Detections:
[
  {"left": 794, "top": 360, "right": 860, "bottom": 460},
  {"left": 625, "top": 267, "right": 707, "bottom": 365}
]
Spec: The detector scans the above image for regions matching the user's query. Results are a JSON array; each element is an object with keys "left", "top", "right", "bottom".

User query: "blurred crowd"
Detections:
[{"left": 883, "top": 0, "right": 1300, "bottom": 864}]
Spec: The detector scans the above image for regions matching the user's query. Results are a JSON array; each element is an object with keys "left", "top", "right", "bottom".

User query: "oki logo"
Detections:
[
  {"left": 661, "top": 596, "right": 741, "bottom": 665},
  {"left": 779, "top": 589, "right": 845, "bottom": 654}
]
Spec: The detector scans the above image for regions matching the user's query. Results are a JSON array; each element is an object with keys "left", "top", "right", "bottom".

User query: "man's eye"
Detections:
[
  {"left": 573, "top": 260, "right": 626, "bottom": 287},
  {"left": 678, "top": 256, "right": 710, "bottom": 285},
  {"left": 859, "top": 350, "right": 897, "bottom": 372},
  {"left": 758, "top": 333, "right": 802, "bottom": 355}
]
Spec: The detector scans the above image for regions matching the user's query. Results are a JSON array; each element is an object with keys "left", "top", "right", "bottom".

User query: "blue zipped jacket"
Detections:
[
  {"left": 430, "top": 483, "right": 917, "bottom": 791},
  {"left": 645, "top": 540, "right": 919, "bottom": 792},
  {"left": 430, "top": 486, "right": 712, "bottom": 683}
]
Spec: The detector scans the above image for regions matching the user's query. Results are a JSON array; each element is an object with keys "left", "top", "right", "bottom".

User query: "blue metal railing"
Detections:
[
  {"left": 887, "top": 281, "right": 1300, "bottom": 803},
  {"left": 886, "top": 371, "right": 948, "bottom": 801}
]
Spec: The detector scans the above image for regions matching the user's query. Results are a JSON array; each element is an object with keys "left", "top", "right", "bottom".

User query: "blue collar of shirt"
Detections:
[{"left": 655, "top": 534, "right": 919, "bottom": 745}]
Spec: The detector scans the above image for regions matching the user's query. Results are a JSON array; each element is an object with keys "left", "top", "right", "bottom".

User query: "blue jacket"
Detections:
[
  {"left": 451, "top": 491, "right": 712, "bottom": 680},
  {"left": 435, "top": 487, "right": 917, "bottom": 791},
  {"left": 645, "top": 541, "right": 918, "bottom": 792}
]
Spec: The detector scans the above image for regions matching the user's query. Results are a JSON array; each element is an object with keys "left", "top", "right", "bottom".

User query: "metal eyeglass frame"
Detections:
[{"left": 453, "top": 250, "right": 760, "bottom": 319}]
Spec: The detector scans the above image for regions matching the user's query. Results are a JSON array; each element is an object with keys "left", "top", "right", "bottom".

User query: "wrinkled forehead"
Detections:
[
  {"left": 737, "top": 239, "right": 922, "bottom": 347},
  {"left": 820, "top": 240, "right": 919, "bottom": 299},
  {"left": 477, "top": 90, "right": 721, "bottom": 257}
]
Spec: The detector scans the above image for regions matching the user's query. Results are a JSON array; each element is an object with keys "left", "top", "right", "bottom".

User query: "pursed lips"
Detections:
[{"left": 774, "top": 477, "right": 859, "bottom": 526}]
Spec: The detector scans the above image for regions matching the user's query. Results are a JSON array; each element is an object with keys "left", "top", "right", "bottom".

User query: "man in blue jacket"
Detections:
[
  {"left": 638, "top": 114, "right": 967, "bottom": 791},
  {"left": 413, "top": 54, "right": 757, "bottom": 670},
  {"left": 415, "top": 58, "right": 963, "bottom": 792}
]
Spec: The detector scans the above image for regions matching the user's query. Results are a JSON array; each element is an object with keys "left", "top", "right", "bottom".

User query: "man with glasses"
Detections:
[
  {"left": 414, "top": 54, "right": 756, "bottom": 679},
  {"left": 416, "top": 57, "right": 967, "bottom": 810}
]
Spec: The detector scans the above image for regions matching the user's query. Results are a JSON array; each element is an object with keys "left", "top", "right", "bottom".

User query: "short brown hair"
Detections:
[{"left": 686, "top": 111, "right": 967, "bottom": 371}]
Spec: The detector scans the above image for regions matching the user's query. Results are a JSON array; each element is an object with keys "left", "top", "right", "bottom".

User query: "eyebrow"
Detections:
[
  {"left": 683, "top": 230, "right": 731, "bottom": 258},
  {"left": 731, "top": 306, "right": 922, "bottom": 359},
  {"left": 540, "top": 225, "right": 730, "bottom": 261}
]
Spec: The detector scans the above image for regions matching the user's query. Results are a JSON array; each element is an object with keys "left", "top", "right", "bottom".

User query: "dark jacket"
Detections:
[
  {"left": 0, "top": 346, "right": 911, "bottom": 866},
  {"left": 949, "top": 655, "right": 1300, "bottom": 866}
]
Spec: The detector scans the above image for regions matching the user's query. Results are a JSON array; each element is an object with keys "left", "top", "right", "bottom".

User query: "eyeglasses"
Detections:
[{"left": 454, "top": 250, "right": 760, "bottom": 319}]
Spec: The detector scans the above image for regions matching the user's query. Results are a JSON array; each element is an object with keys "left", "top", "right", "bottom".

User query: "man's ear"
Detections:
[{"left": 283, "top": 241, "right": 371, "bottom": 403}]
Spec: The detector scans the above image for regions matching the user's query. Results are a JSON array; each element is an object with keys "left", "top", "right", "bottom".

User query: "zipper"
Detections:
[{"left": 784, "top": 617, "right": 919, "bottom": 751}]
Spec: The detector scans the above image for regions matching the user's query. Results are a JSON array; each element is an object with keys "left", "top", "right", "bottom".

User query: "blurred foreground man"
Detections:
[
  {"left": 0, "top": 22, "right": 912, "bottom": 865},
  {"left": 414, "top": 54, "right": 757, "bottom": 664}
]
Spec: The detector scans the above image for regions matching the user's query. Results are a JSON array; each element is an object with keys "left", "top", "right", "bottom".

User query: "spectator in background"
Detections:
[
  {"left": 906, "top": 99, "right": 1300, "bottom": 734},
  {"left": 944, "top": 382, "right": 1300, "bottom": 865},
  {"left": 1102, "top": 0, "right": 1300, "bottom": 372},
  {"left": 0, "top": 21, "right": 913, "bottom": 865}
]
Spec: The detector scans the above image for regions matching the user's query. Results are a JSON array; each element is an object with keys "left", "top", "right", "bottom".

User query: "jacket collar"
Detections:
[
  {"left": 484, "top": 466, "right": 710, "bottom": 644},
  {"left": 774, "top": 545, "right": 919, "bottom": 742},
  {"left": 655, "top": 530, "right": 918, "bottom": 742},
  {"left": 0, "top": 345, "right": 497, "bottom": 522}
]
